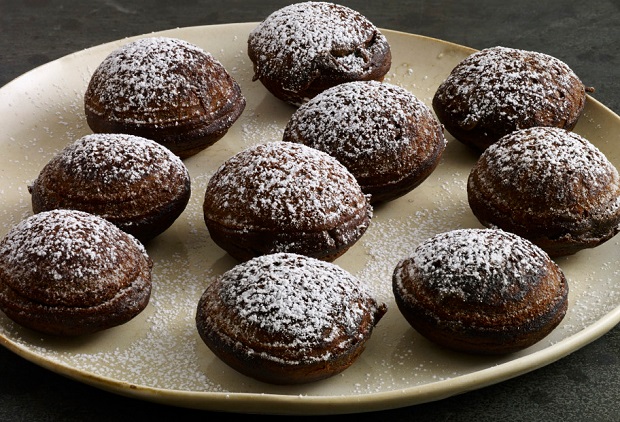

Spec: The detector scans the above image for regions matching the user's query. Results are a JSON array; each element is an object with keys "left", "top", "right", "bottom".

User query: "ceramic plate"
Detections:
[{"left": 0, "top": 23, "right": 618, "bottom": 415}]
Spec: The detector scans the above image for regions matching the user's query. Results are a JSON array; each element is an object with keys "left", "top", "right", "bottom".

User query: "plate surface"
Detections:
[{"left": 0, "top": 23, "right": 619, "bottom": 415}]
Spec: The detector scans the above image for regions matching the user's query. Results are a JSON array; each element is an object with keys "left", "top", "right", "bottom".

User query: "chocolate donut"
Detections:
[
  {"left": 248, "top": 2, "right": 391, "bottom": 105},
  {"left": 283, "top": 80, "right": 446, "bottom": 203},
  {"left": 203, "top": 141, "right": 372, "bottom": 261},
  {"left": 432, "top": 46, "right": 590, "bottom": 151},
  {"left": 467, "top": 126, "right": 620, "bottom": 256},
  {"left": 392, "top": 228, "right": 568, "bottom": 354},
  {"left": 29, "top": 133, "right": 191, "bottom": 243},
  {"left": 84, "top": 37, "right": 246, "bottom": 158},
  {"left": 0, "top": 209, "right": 152, "bottom": 336},
  {"left": 196, "top": 252, "right": 387, "bottom": 384}
]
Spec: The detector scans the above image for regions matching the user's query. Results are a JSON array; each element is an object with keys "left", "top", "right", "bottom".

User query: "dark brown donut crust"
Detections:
[
  {"left": 247, "top": 2, "right": 391, "bottom": 106},
  {"left": 392, "top": 229, "right": 568, "bottom": 354},
  {"left": 432, "top": 46, "right": 588, "bottom": 151},
  {"left": 467, "top": 127, "right": 620, "bottom": 257},
  {"left": 195, "top": 253, "right": 387, "bottom": 384},
  {"left": 84, "top": 37, "right": 246, "bottom": 158},
  {"left": 28, "top": 134, "right": 191, "bottom": 243},
  {"left": 0, "top": 210, "right": 152, "bottom": 336}
]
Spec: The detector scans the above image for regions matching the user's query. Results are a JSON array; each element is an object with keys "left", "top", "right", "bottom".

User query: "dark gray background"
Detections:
[{"left": 0, "top": 1, "right": 618, "bottom": 420}]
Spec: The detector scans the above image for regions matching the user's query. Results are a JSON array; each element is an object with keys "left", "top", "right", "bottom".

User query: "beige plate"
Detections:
[{"left": 0, "top": 23, "right": 619, "bottom": 415}]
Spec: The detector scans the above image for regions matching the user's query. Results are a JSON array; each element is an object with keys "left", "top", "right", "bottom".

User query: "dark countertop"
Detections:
[{"left": 0, "top": 1, "right": 618, "bottom": 421}]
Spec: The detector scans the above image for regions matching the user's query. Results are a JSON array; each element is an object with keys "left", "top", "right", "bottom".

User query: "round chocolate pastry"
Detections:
[
  {"left": 28, "top": 133, "right": 191, "bottom": 243},
  {"left": 283, "top": 81, "right": 446, "bottom": 203},
  {"left": 203, "top": 141, "right": 372, "bottom": 262},
  {"left": 432, "top": 46, "right": 590, "bottom": 151},
  {"left": 467, "top": 127, "right": 620, "bottom": 257},
  {"left": 84, "top": 37, "right": 246, "bottom": 158},
  {"left": 247, "top": 2, "right": 392, "bottom": 106},
  {"left": 392, "top": 228, "right": 568, "bottom": 354},
  {"left": 196, "top": 252, "right": 387, "bottom": 384},
  {"left": 0, "top": 209, "right": 153, "bottom": 336}
]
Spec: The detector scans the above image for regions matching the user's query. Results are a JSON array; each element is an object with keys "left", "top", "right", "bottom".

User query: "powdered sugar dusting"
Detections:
[
  {"left": 394, "top": 228, "right": 553, "bottom": 303},
  {"left": 434, "top": 46, "right": 583, "bottom": 129},
  {"left": 474, "top": 127, "right": 620, "bottom": 213},
  {"left": 0, "top": 24, "right": 618, "bottom": 404},
  {"left": 200, "top": 253, "right": 380, "bottom": 364},
  {"left": 31, "top": 133, "right": 189, "bottom": 203},
  {"left": 0, "top": 209, "right": 147, "bottom": 306},
  {"left": 204, "top": 141, "right": 370, "bottom": 231},
  {"left": 485, "top": 127, "right": 617, "bottom": 194},
  {"left": 85, "top": 37, "right": 236, "bottom": 123},
  {"left": 284, "top": 80, "right": 444, "bottom": 178},
  {"left": 354, "top": 193, "right": 474, "bottom": 303},
  {"left": 66, "top": 134, "right": 185, "bottom": 182},
  {"left": 248, "top": 2, "right": 388, "bottom": 93}
]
